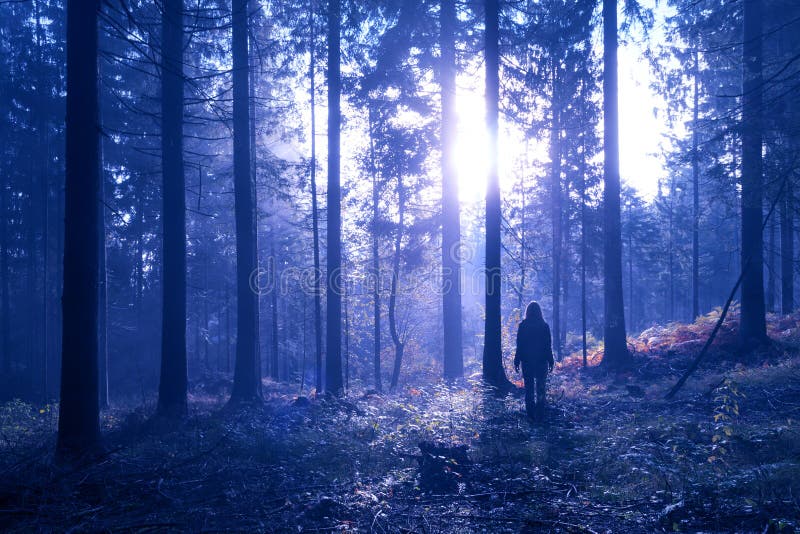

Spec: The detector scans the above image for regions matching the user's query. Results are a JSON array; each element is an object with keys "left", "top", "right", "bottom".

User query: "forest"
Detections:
[{"left": 1, "top": 0, "right": 799, "bottom": 531}]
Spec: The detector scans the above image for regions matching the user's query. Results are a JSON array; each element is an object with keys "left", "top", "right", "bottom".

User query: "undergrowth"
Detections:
[{"left": 1, "top": 311, "right": 799, "bottom": 532}]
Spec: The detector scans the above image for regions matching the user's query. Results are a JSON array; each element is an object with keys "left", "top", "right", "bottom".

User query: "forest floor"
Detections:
[{"left": 1, "top": 310, "right": 800, "bottom": 533}]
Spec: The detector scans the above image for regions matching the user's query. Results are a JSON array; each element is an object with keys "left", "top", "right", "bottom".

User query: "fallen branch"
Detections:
[
  {"left": 665, "top": 179, "right": 785, "bottom": 399},
  {"left": 664, "top": 274, "right": 743, "bottom": 400}
]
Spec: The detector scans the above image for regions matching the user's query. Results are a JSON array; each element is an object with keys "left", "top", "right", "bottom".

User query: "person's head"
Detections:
[{"left": 525, "top": 301, "right": 544, "bottom": 323}]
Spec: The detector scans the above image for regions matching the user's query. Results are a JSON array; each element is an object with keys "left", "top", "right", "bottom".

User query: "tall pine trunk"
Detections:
[
  {"left": 308, "top": 0, "right": 323, "bottom": 394},
  {"left": 270, "top": 244, "right": 279, "bottom": 380},
  {"left": 691, "top": 49, "right": 700, "bottom": 320},
  {"left": 35, "top": 0, "right": 49, "bottom": 401},
  {"left": 230, "top": 0, "right": 262, "bottom": 402},
  {"left": 668, "top": 177, "right": 675, "bottom": 321},
  {"left": 1, "top": 166, "right": 9, "bottom": 377},
  {"left": 601, "top": 0, "right": 629, "bottom": 368},
  {"left": 482, "top": 0, "right": 510, "bottom": 388},
  {"left": 781, "top": 181, "right": 794, "bottom": 314},
  {"left": 57, "top": 0, "right": 101, "bottom": 458},
  {"left": 550, "top": 77, "right": 562, "bottom": 360},
  {"left": 740, "top": 0, "right": 767, "bottom": 346},
  {"left": 157, "top": 0, "right": 188, "bottom": 416},
  {"left": 98, "top": 131, "right": 108, "bottom": 409},
  {"left": 135, "top": 194, "right": 144, "bottom": 339},
  {"left": 441, "top": 0, "right": 463, "bottom": 380},
  {"left": 767, "top": 218, "right": 776, "bottom": 312},
  {"left": 26, "top": 162, "right": 37, "bottom": 396},
  {"left": 580, "top": 138, "right": 588, "bottom": 367},
  {"left": 561, "top": 181, "right": 570, "bottom": 349},
  {"left": 368, "top": 108, "right": 382, "bottom": 392},
  {"left": 627, "top": 202, "right": 633, "bottom": 329},
  {"left": 325, "top": 0, "right": 344, "bottom": 395},
  {"left": 389, "top": 176, "right": 405, "bottom": 390}
]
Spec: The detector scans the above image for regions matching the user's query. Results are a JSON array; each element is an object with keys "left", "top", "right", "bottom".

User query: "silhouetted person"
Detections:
[{"left": 513, "top": 301, "right": 554, "bottom": 420}]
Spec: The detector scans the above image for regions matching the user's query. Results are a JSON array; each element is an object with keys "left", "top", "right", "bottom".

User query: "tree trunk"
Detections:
[
  {"left": 57, "top": 0, "right": 101, "bottom": 458},
  {"left": 519, "top": 144, "right": 527, "bottom": 312},
  {"left": 627, "top": 203, "right": 633, "bottom": 330},
  {"left": 691, "top": 49, "right": 700, "bottom": 320},
  {"left": 441, "top": 0, "right": 463, "bottom": 380},
  {"left": 325, "top": 0, "right": 344, "bottom": 395},
  {"left": 343, "top": 272, "right": 350, "bottom": 392},
  {"left": 781, "top": 180, "right": 794, "bottom": 314},
  {"left": 230, "top": 0, "right": 262, "bottom": 402},
  {"left": 767, "top": 217, "right": 776, "bottom": 313},
  {"left": 1, "top": 164, "right": 10, "bottom": 377},
  {"left": 580, "top": 138, "right": 588, "bottom": 367},
  {"left": 368, "top": 108, "right": 382, "bottom": 392},
  {"left": 27, "top": 161, "right": 37, "bottom": 397},
  {"left": 35, "top": 0, "right": 49, "bottom": 401},
  {"left": 135, "top": 194, "right": 144, "bottom": 339},
  {"left": 98, "top": 128, "right": 108, "bottom": 409},
  {"left": 157, "top": 0, "right": 188, "bottom": 417},
  {"left": 308, "top": 0, "right": 323, "bottom": 394},
  {"left": 300, "top": 296, "right": 307, "bottom": 391},
  {"left": 270, "top": 244, "right": 279, "bottom": 380},
  {"left": 225, "top": 283, "right": 232, "bottom": 373},
  {"left": 561, "top": 180, "right": 570, "bottom": 349},
  {"left": 550, "top": 79, "right": 562, "bottom": 360},
  {"left": 249, "top": 6, "right": 263, "bottom": 379},
  {"left": 203, "top": 250, "right": 209, "bottom": 369},
  {"left": 482, "top": 0, "right": 510, "bottom": 388},
  {"left": 668, "top": 177, "right": 675, "bottom": 321},
  {"left": 389, "top": 176, "right": 405, "bottom": 390},
  {"left": 740, "top": 0, "right": 767, "bottom": 346},
  {"left": 600, "top": 0, "right": 629, "bottom": 368},
  {"left": 54, "top": 57, "right": 65, "bottom": 397}
]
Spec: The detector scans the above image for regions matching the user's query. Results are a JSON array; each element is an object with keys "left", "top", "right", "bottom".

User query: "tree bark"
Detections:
[
  {"left": 157, "top": 0, "right": 188, "bottom": 417},
  {"left": 308, "top": 0, "right": 323, "bottom": 394},
  {"left": 691, "top": 49, "right": 700, "bottom": 320},
  {"left": 230, "top": 0, "right": 262, "bottom": 402},
  {"left": 441, "top": 0, "right": 463, "bottom": 380},
  {"left": 270, "top": 244, "right": 279, "bottom": 380},
  {"left": 740, "top": 0, "right": 767, "bottom": 346},
  {"left": 561, "top": 180, "right": 570, "bottom": 349},
  {"left": 550, "top": 76, "right": 562, "bottom": 360},
  {"left": 482, "top": 0, "right": 510, "bottom": 388},
  {"left": 98, "top": 127, "right": 108, "bottom": 409},
  {"left": 1, "top": 162, "right": 10, "bottom": 377},
  {"left": 27, "top": 158, "right": 37, "bottom": 396},
  {"left": 368, "top": 108, "right": 382, "bottom": 392},
  {"left": 767, "top": 216, "right": 776, "bottom": 312},
  {"left": 389, "top": 176, "right": 405, "bottom": 390},
  {"left": 600, "top": 0, "right": 629, "bottom": 368},
  {"left": 135, "top": 194, "right": 144, "bottom": 339},
  {"left": 580, "top": 138, "right": 588, "bottom": 367},
  {"left": 627, "top": 202, "right": 633, "bottom": 330},
  {"left": 325, "top": 0, "right": 344, "bottom": 395},
  {"left": 781, "top": 180, "right": 794, "bottom": 314},
  {"left": 57, "top": 0, "right": 101, "bottom": 458},
  {"left": 343, "top": 271, "right": 350, "bottom": 391},
  {"left": 668, "top": 177, "right": 675, "bottom": 321},
  {"left": 35, "top": 0, "right": 51, "bottom": 401}
]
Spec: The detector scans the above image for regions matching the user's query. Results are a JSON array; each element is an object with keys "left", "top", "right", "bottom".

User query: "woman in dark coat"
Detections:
[{"left": 513, "top": 301, "right": 554, "bottom": 420}]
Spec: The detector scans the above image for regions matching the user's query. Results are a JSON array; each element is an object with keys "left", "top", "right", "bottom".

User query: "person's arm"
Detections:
[
  {"left": 546, "top": 324, "right": 554, "bottom": 371},
  {"left": 514, "top": 324, "right": 522, "bottom": 372}
]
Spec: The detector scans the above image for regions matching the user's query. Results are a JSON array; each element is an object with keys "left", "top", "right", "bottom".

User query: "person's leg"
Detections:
[
  {"left": 535, "top": 372, "right": 547, "bottom": 419},
  {"left": 536, "top": 372, "right": 546, "bottom": 406},
  {"left": 522, "top": 369, "right": 535, "bottom": 418}
]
